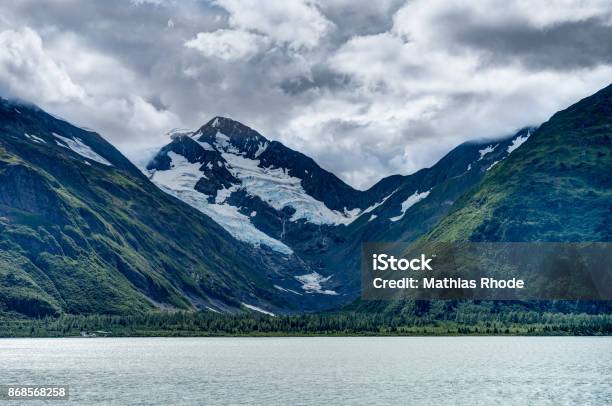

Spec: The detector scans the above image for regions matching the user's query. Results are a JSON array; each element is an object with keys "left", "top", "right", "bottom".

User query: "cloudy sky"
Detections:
[{"left": 1, "top": 0, "right": 611, "bottom": 188}]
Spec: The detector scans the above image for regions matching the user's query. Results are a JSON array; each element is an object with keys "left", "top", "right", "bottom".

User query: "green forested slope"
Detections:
[
  {"left": 426, "top": 84, "right": 612, "bottom": 243},
  {"left": 0, "top": 98, "right": 294, "bottom": 317}
]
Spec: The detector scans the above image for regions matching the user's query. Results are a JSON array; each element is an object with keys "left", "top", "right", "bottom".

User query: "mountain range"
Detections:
[
  {"left": 145, "top": 115, "right": 535, "bottom": 301},
  {"left": 0, "top": 83, "right": 610, "bottom": 319}
]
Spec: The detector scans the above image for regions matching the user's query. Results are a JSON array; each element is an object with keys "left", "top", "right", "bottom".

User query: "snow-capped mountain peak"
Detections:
[
  {"left": 142, "top": 118, "right": 539, "bottom": 302},
  {"left": 146, "top": 117, "right": 365, "bottom": 255},
  {"left": 193, "top": 116, "right": 270, "bottom": 159}
]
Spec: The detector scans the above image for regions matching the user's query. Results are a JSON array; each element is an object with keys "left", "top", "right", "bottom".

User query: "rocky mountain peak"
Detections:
[
  {"left": 196, "top": 116, "right": 268, "bottom": 144},
  {"left": 188, "top": 117, "right": 269, "bottom": 161}
]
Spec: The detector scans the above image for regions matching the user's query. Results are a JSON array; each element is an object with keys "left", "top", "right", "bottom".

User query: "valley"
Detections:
[{"left": 0, "top": 84, "right": 610, "bottom": 328}]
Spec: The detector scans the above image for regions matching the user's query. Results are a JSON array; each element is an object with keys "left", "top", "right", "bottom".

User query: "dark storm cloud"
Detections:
[
  {"left": 320, "top": 0, "right": 405, "bottom": 40},
  {"left": 4, "top": 0, "right": 223, "bottom": 74},
  {"left": 440, "top": 11, "right": 612, "bottom": 70},
  {"left": 0, "top": 0, "right": 611, "bottom": 188},
  {"left": 279, "top": 67, "right": 352, "bottom": 95}
]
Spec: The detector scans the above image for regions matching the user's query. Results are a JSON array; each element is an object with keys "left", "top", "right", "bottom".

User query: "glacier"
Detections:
[
  {"left": 149, "top": 152, "right": 294, "bottom": 255},
  {"left": 295, "top": 272, "right": 338, "bottom": 295},
  {"left": 214, "top": 131, "right": 362, "bottom": 225}
]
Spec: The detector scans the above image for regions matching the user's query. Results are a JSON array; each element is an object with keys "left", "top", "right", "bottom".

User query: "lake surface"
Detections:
[{"left": 0, "top": 337, "right": 610, "bottom": 405}]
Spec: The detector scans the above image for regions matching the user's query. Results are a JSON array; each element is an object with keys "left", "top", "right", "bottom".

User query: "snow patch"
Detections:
[
  {"left": 361, "top": 189, "right": 398, "bottom": 216},
  {"left": 24, "top": 133, "right": 45, "bottom": 144},
  {"left": 274, "top": 285, "right": 302, "bottom": 295},
  {"left": 242, "top": 303, "right": 275, "bottom": 316},
  {"left": 389, "top": 190, "right": 431, "bottom": 222},
  {"left": 295, "top": 272, "right": 338, "bottom": 295},
  {"left": 53, "top": 133, "right": 112, "bottom": 166},
  {"left": 486, "top": 160, "right": 501, "bottom": 171},
  {"left": 254, "top": 142, "right": 268, "bottom": 158},
  {"left": 198, "top": 141, "right": 215, "bottom": 151},
  {"left": 507, "top": 130, "right": 531, "bottom": 154},
  {"left": 478, "top": 145, "right": 497, "bottom": 160},
  {"left": 215, "top": 131, "right": 231, "bottom": 149}
]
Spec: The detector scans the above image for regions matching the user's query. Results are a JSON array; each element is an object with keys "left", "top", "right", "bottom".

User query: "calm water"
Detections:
[{"left": 0, "top": 337, "right": 610, "bottom": 405}]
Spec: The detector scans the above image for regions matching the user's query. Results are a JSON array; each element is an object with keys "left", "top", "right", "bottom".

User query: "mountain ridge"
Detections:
[
  {"left": 425, "top": 83, "right": 612, "bottom": 243},
  {"left": 146, "top": 110, "right": 537, "bottom": 301},
  {"left": 0, "top": 98, "right": 324, "bottom": 317},
  {"left": 2, "top": 83, "right": 609, "bottom": 320}
]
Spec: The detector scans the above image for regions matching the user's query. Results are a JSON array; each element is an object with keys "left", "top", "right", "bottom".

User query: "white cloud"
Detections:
[
  {"left": 185, "top": 29, "right": 268, "bottom": 61},
  {"left": 0, "top": 25, "right": 180, "bottom": 152},
  {"left": 298, "top": 0, "right": 612, "bottom": 187},
  {"left": 500, "top": 0, "right": 612, "bottom": 27},
  {"left": 392, "top": 0, "right": 612, "bottom": 37},
  {"left": 1, "top": 1, "right": 611, "bottom": 190},
  {"left": 0, "top": 27, "right": 84, "bottom": 103},
  {"left": 215, "top": 0, "right": 333, "bottom": 49},
  {"left": 128, "top": 95, "right": 179, "bottom": 133}
]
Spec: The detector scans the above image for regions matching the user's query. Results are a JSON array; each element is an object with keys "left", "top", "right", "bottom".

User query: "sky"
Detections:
[{"left": 0, "top": 0, "right": 611, "bottom": 189}]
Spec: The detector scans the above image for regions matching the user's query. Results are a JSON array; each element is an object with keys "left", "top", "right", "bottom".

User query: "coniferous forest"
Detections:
[{"left": 2, "top": 301, "right": 610, "bottom": 337}]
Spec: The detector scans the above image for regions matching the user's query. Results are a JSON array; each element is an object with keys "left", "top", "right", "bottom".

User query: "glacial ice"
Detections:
[
  {"left": 295, "top": 272, "right": 338, "bottom": 295},
  {"left": 149, "top": 152, "right": 294, "bottom": 255},
  {"left": 219, "top": 142, "right": 361, "bottom": 225}
]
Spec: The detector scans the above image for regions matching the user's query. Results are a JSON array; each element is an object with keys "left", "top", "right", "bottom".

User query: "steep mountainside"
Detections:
[
  {"left": 324, "top": 128, "right": 536, "bottom": 295},
  {"left": 5, "top": 82, "right": 605, "bottom": 320},
  {"left": 146, "top": 117, "right": 377, "bottom": 250},
  {"left": 426, "top": 84, "right": 612, "bottom": 243},
  {"left": 0, "top": 98, "right": 320, "bottom": 317},
  {"left": 147, "top": 115, "right": 534, "bottom": 299},
  {"left": 349, "top": 84, "right": 612, "bottom": 315},
  {"left": 146, "top": 117, "right": 381, "bottom": 299}
]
